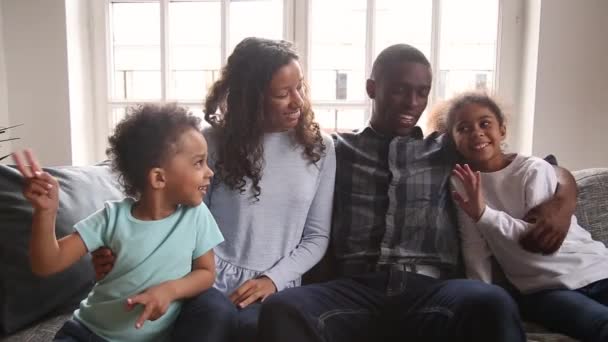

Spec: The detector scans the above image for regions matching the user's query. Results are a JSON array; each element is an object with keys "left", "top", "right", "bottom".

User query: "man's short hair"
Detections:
[{"left": 371, "top": 44, "right": 431, "bottom": 80}]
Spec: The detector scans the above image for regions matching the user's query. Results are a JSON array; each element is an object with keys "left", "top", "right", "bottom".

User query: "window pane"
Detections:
[
  {"left": 111, "top": 105, "right": 210, "bottom": 130},
  {"left": 169, "top": 1, "right": 221, "bottom": 101},
  {"left": 111, "top": 2, "right": 160, "bottom": 100},
  {"left": 229, "top": 0, "right": 283, "bottom": 52},
  {"left": 110, "top": 107, "right": 128, "bottom": 129},
  {"left": 438, "top": 0, "right": 499, "bottom": 99},
  {"left": 183, "top": 106, "right": 210, "bottom": 126},
  {"left": 315, "top": 108, "right": 366, "bottom": 132},
  {"left": 310, "top": 0, "right": 367, "bottom": 101},
  {"left": 375, "top": 0, "right": 432, "bottom": 59}
]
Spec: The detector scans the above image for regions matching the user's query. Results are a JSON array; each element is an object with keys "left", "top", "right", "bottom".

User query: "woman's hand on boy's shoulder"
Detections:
[
  {"left": 12, "top": 150, "right": 59, "bottom": 212},
  {"left": 92, "top": 247, "right": 115, "bottom": 280},
  {"left": 229, "top": 276, "right": 277, "bottom": 309}
]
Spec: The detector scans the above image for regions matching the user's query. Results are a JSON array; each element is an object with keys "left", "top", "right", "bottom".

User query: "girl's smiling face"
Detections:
[{"left": 451, "top": 103, "right": 508, "bottom": 172}]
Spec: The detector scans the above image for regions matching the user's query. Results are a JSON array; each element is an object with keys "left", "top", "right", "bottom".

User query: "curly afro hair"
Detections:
[{"left": 106, "top": 103, "right": 202, "bottom": 198}]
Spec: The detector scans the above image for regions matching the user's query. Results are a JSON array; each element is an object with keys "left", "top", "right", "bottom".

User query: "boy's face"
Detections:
[
  {"left": 163, "top": 129, "right": 214, "bottom": 206},
  {"left": 368, "top": 61, "right": 432, "bottom": 136},
  {"left": 450, "top": 103, "right": 506, "bottom": 171}
]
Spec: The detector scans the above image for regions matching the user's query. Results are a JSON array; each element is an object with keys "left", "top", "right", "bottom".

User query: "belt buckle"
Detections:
[
  {"left": 374, "top": 263, "right": 403, "bottom": 273},
  {"left": 386, "top": 264, "right": 406, "bottom": 295}
]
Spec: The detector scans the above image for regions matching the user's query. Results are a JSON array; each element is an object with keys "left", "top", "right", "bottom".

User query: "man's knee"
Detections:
[
  {"left": 458, "top": 280, "right": 519, "bottom": 317},
  {"left": 260, "top": 292, "right": 302, "bottom": 321}
]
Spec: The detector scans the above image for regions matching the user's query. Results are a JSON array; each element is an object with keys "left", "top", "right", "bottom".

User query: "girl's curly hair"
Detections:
[
  {"left": 204, "top": 37, "right": 325, "bottom": 200},
  {"left": 106, "top": 103, "right": 201, "bottom": 198}
]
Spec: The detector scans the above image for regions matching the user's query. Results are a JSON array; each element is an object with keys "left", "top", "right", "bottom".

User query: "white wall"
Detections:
[
  {"left": 1, "top": 0, "right": 72, "bottom": 166},
  {"left": 0, "top": 3, "right": 11, "bottom": 164},
  {"left": 531, "top": 0, "right": 608, "bottom": 169}
]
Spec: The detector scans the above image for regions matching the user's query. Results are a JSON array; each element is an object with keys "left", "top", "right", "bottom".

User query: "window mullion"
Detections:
[
  {"left": 430, "top": 0, "right": 441, "bottom": 106},
  {"left": 293, "top": 0, "right": 310, "bottom": 82},
  {"left": 494, "top": 0, "right": 503, "bottom": 93},
  {"left": 283, "top": 0, "right": 295, "bottom": 41},
  {"left": 93, "top": 0, "right": 113, "bottom": 161},
  {"left": 160, "top": 0, "right": 170, "bottom": 102},
  {"left": 221, "top": 0, "right": 230, "bottom": 66},
  {"left": 365, "top": 0, "right": 375, "bottom": 80},
  {"left": 364, "top": 0, "right": 375, "bottom": 122}
]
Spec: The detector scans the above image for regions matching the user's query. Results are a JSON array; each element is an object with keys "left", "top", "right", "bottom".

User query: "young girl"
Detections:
[
  {"left": 447, "top": 92, "right": 608, "bottom": 341},
  {"left": 13, "top": 104, "right": 224, "bottom": 342}
]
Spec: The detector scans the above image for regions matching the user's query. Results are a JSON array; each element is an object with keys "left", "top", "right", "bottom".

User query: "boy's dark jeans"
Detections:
[
  {"left": 54, "top": 319, "right": 107, "bottom": 342},
  {"left": 258, "top": 270, "right": 525, "bottom": 342}
]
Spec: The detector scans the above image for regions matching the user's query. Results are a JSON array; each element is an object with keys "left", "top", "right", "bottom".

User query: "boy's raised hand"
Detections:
[
  {"left": 452, "top": 164, "right": 486, "bottom": 222},
  {"left": 12, "top": 150, "right": 59, "bottom": 211}
]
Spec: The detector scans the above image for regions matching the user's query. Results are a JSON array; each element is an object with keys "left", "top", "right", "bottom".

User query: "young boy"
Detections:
[{"left": 13, "top": 103, "right": 223, "bottom": 341}]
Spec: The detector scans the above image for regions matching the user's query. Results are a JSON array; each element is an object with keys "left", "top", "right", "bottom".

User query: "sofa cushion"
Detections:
[
  {"left": 573, "top": 168, "right": 608, "bottom": 245},
  {"left": 0, "top": 163, "right": 124, "bottom": 335},
  {"left": 0, "top": 313, "right": 71, "bottom": 342}
]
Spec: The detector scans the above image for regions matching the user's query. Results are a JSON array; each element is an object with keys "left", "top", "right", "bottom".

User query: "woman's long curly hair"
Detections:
[{"left": 204, "top": 37, "right": 325, "bottom": 200}]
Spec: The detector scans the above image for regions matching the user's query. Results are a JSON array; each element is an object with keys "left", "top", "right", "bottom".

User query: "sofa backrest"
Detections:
[
  {"left": 0, "top": 162, "right": 124, "bottom": 335},
  {"left": 573, "top": 168, "right": 608, "bottom": 245}
]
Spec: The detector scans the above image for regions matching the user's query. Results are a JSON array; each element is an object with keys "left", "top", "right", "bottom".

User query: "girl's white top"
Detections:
[{"left": 458, "top": 154, "right": 608, "bottom": 293}]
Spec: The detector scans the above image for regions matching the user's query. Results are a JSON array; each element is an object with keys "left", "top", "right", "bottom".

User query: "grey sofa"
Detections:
[{"left": 1, "top": 165, "right": 607, "bottom": 342}]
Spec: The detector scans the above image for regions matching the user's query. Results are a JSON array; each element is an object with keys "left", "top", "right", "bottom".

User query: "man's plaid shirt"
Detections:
[{"left": 331, "top": 126, "right": 460, "bottom": 278}]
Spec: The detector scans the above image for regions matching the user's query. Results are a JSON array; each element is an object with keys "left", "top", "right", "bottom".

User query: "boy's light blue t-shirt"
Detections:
[{"left": 72, "top": 198, "right": 223, "bottom": 342}]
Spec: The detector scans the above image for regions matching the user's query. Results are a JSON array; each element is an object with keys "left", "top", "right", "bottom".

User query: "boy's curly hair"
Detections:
[
  {"left": 204, "top": 37, "right": 325, "bottom": 200},
  {"left": 106, "top": 103, "right": 201, "bottom": 198}
]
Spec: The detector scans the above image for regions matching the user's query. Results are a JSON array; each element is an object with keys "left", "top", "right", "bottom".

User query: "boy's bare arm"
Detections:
[
  {"left": 30, "top": 210, "right": 88, "bottom": 276},
  {"left": 13, "top": 150, "right": 88, "bottom": 276},
  {"left": 164, "top": 249, "right": 216, "bottom": 299},
  {"left": 126, "top": 250, "right": 216, "bottom": 329}
]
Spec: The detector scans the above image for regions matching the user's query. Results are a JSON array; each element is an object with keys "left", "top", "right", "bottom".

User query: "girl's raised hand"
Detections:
[
  {"left": 12, "top": 150, "right": 59, "bottom": 212},
  {"left": 452, "top": 164, "right": 486, "bottom": 222}
]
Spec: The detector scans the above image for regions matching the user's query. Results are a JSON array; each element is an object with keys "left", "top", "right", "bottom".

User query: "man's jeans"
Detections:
[
  {"left": 518, "top": 278, "right": 608, "bottom": 342},
  {"left": 54, "top": 319, "right": 107, "bottom": 342},
  {"left": 258, "top": 270, "right": 525, "bottom": 342},
  {"left": 171, "top": 287, "right": 261, "bottom": 342}
]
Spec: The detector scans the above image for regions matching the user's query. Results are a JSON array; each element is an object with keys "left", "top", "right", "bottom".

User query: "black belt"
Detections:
[{"left": 340, "top": 262, "right": 442, "bottom": 279}]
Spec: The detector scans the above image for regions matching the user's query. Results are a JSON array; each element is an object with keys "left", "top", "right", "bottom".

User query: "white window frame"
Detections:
[{"left": 91, "top": 0, "right": 515, "bottom": 161}]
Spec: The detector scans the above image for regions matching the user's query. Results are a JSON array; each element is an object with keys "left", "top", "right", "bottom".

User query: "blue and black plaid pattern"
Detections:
[{"left": 332, "top": 126, "right": 460, "bottom": 277}]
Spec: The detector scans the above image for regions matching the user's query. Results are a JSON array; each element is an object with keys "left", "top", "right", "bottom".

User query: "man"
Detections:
[{"left": 256, "top": 44, "right": 576, "bottom": 342}]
